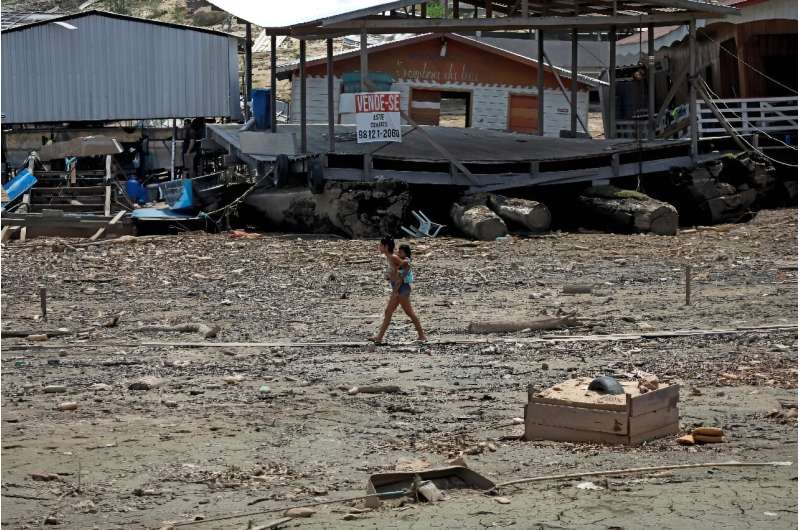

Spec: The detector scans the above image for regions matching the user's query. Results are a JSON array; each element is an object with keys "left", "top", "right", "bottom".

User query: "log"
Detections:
[
  {"left": 244, "top": 181, "right": 410, "bottom": 239},
  {"left": 136, "top": 323, "right": 219, "bottom": 338},
  {"left": 450, "top": 203, "right": 507, "bottom": 241},
  {"left": 488, "top": 194, "right": 551, "bottom": 233},
  {"left": 467, "top": 315, "right": 578, "bottom": 334},
  {"left": 2, "top": 328, "right": 72, "bottom": 338},
  {"left": 578, "top": 186, "right": 678, "bottom": 236}
]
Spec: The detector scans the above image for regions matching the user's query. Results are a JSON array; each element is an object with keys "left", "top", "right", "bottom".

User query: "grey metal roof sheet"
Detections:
[{"left": 1, "top": 11, "right": 242, "bottom": 124}]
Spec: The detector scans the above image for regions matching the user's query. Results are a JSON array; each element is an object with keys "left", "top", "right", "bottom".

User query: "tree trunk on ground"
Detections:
[
  {"left": 488, "top": 194, "right": 551, "bottom": 233},
  {"left": 578, "top": 186, "right": 678, "bottom": 236},
  {"left": 467, "top": 315, "right": 578, "bottom": 334},
  {"left": 450, "top": 203, "right": 507, "bottom": 241},
  {"left": 243, "top": 181, "right": 410, "bottom": 238}
]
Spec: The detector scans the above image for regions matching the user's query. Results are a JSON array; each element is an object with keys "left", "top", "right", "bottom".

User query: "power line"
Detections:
[
  {"left": 700, "top": 78, "right": 797, "bottom": 152},
  {"left": 698, "top": 83, "right": 798, "bottom": 168}
]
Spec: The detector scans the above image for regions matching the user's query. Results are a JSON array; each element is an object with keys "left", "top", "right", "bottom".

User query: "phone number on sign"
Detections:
[{"left": 357, "top": 128, "right": 401, "bottom": 140}]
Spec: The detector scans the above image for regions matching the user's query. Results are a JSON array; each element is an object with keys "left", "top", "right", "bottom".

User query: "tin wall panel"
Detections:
[{"left": 1, "top": 13, "right": 241, "bottom": 123}]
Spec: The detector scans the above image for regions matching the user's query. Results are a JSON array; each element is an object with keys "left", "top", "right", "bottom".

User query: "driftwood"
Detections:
[
  {"left": 562, "top": 284, "right": 594, "bottom": 295},
  {"left": 488, "top": 194, "right": 551, "bottom": 233},
  {"left": 450, "top": 203, "right": 507, "bottom": 241},
  {"left": 2, "top": 328, "right": 72, "bottom": 338},
  {"left": 578, "top": 186, "right": 678, "bottom": 236},
  {"left": 348, "top": 384, "right": 401, "bottom": 395},
  {"left": 467, "top": 315, "right": 578, "bottom": 334},
  {"left": 136, "top": 323, "right": 219, "bottom": 338}
]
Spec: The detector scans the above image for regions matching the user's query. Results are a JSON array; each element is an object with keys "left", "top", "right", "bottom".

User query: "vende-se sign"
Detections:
[{"left": 354, "top": 92, "right": 402, "bottom": 144}]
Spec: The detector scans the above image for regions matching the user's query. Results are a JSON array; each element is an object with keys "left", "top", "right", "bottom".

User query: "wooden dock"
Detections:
[{"left": 208, "top": 123, "right": 733, "bottom": 192}]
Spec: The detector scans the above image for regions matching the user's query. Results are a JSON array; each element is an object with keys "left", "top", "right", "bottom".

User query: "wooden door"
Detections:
[
  {"left": 508, "top": 94, "right": 539, "bottom": 134},
  {"left": 410, "top": 89, "right": 441, "bottom": 126}
]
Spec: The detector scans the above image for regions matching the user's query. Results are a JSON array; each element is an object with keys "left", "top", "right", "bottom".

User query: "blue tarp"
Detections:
[
  {"left": 130, "top": 207, "right": 200, "bottom": 221},
  {"left": 2, "top": 169, "right": 37, "bottom": 208}
]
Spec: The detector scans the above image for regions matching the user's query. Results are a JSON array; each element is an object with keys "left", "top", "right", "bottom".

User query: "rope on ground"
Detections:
[{"left": 488, "top": 460, "right": 793, "bottom": 491}]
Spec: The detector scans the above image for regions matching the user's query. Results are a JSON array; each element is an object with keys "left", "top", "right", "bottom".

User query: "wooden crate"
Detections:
[{"left": 524, "top": 382, "right": 679, "bottom": 445}]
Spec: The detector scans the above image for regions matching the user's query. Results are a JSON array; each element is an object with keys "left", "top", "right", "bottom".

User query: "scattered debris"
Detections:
[
  {"left": 285, "top": 507, "right": 316, "bottom": 518},
  {"left": 56, "top": 402, "right": 78, "bottom": 411}
]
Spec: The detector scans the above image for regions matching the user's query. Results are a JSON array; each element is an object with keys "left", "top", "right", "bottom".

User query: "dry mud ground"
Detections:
[{"left": 1, "top": 209, "right": 798, "bottom": 529}]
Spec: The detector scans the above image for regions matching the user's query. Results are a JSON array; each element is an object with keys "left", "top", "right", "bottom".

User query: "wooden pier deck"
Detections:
[{"left": 209, "top": 124, "right": 731, "bottom": 191}]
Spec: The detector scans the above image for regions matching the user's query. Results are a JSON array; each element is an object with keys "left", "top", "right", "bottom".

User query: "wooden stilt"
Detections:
[
  {"left": 647, "top": 24, "right": 656, "bottom": 140},
  {"left": 244, "top": 22, "right": 252, "bottom": 121},
  {"left": 570, "top": 27, "right": 579, "bottom": 135},
  {"left": 537, "top": 32, "right": 545, "bottom": 136},
  {"left": 689, "top": 18, "right": 698, "bottom": 158},
  {"left": 327, "top": 38, "right": 335, "bottom": 153},
  {"left": 299, "top": 39, "right": 307, "bottom": 153},
  {"left": 270, "top": 34, "right": 278, "bottom": 133}
]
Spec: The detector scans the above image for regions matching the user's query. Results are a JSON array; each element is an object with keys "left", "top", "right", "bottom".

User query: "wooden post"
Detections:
[
  {"left": 688, "top": 18, "right": 698, "bottom": 158},
  {"left": 522, "top": 0, "right": 529, "bottom": 17},
  {"left": 421, "top": 2, "right": 427, "bottom": 18},
  {"left": 537, "top": 32, "right": 545, "bottom": 136},
  {"left": 170, "top": 118, "right": 176, "bottom": 180},
  {"left": 270, "top": 34, "right": 278, "bottom": 133},
  {"left": 299, "top": 39, "right": 307, "bottom": 153},
  {"left": 363, "top": 153, "right": 372, "bottom": 180},
  {"left": 608, "top": 26, "right": 617, "bottom": 139},
  {"left": 104, "top": 185, "right": 111, "bottom": 217},
  {"left": 684, "top": 265, "right": 691, "bottom": 305},
  {"left": 570, "top": 28, "right": 579, "bottom": 135},
  {"left": 647, "top": 24, "right": 656, "bottom": 140},
  {"left": 443, "top": 0, "right": 449, "bottom": 18},
  {"left": 453, "top": 0, "right": 459, "bottom": 18},
  {"left": 360, "top": 29, "right": 368, "bottom": 90},
  {"left": 327, "top": 38, "right": 335, "bottom": 153},
  {"left": 485, "top": 0, "right": 493, "bottom": 18},
  {"left": 244, "top": 22, "right": 253, "bottom": 121},
  {"left": 39, "top": 286, "right": 47, "bottom": 321}
]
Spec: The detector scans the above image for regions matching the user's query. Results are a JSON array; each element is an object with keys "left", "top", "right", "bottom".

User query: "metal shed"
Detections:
[{"left": 1, "top": 10, "right": 242, "bottom": 124}]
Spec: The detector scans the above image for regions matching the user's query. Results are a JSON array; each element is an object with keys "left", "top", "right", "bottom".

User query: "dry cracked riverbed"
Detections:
[{"left": 1, "top": 208, "right": 797, "bottom": 529}]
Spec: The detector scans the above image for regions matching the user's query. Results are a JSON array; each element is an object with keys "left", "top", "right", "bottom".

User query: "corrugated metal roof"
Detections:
[
  {"left": 207, "top": 0, "right": 418, "bottom": 30},
  {"left": 1, "top": 11, "right": 242, "bottom": 124}
]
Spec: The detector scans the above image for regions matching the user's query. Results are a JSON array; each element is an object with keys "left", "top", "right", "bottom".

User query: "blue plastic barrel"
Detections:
[{"left": 251, "top": 88, "right": 271, "bottom": 130}]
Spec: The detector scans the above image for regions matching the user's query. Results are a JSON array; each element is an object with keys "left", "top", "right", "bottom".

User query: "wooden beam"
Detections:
[
  {"left": 360, "top": 29, "right": 368, "bottom": 89},
  {"left": 608, "top": 25, "right": 617, "bottom": 138},
  {"left": 693, "top": 79, "right": 751, "bottom": 153},
  {"left": 104, "top": 185, "right": 111, "bottom": 217},
  {"left": 543, "top": 50, "right": 589, "bottom": 134},
  {"left": 300, "top": 39, "right": 307, "bottom": 153},
  {"left": 244, "top": 22, "right": 253, "bottom": 121},
  {"left": 537, "top": 33, "right": 545, "bottom": 135},
  {"left": 270, "top": 34, "right": 278, "bottom": 133},
  {"left": 327, "top": 38, "right": 336, "bottom": 153},
  {"left": 647, "top": 23, "right": 655, "bottom": 140},
  {"left": 688, "top": 18, "right": 698, "bottom": 158},
  {"left": 315, "top": 12, "right": 727, "bottom": 33},
  {"left": 570, "top": 27, "right": 578, "bottom": 135}
]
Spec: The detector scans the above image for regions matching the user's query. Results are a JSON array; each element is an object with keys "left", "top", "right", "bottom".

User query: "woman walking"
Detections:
[{"left": 371, "top": 237, "right": 426, "bottom": 344}]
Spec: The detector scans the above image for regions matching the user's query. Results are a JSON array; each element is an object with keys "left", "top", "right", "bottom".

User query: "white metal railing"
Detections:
[
  {"left": 697, "top": 96, "right": 798, "bottom": 138},
  {"left": 615, "top": 96, "right": 798, "bottom": 141}
]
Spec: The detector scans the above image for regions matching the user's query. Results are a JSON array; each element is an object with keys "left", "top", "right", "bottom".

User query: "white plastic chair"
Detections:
[{"left": 401, "top": 210, "right": 445, "bottom": 238}]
